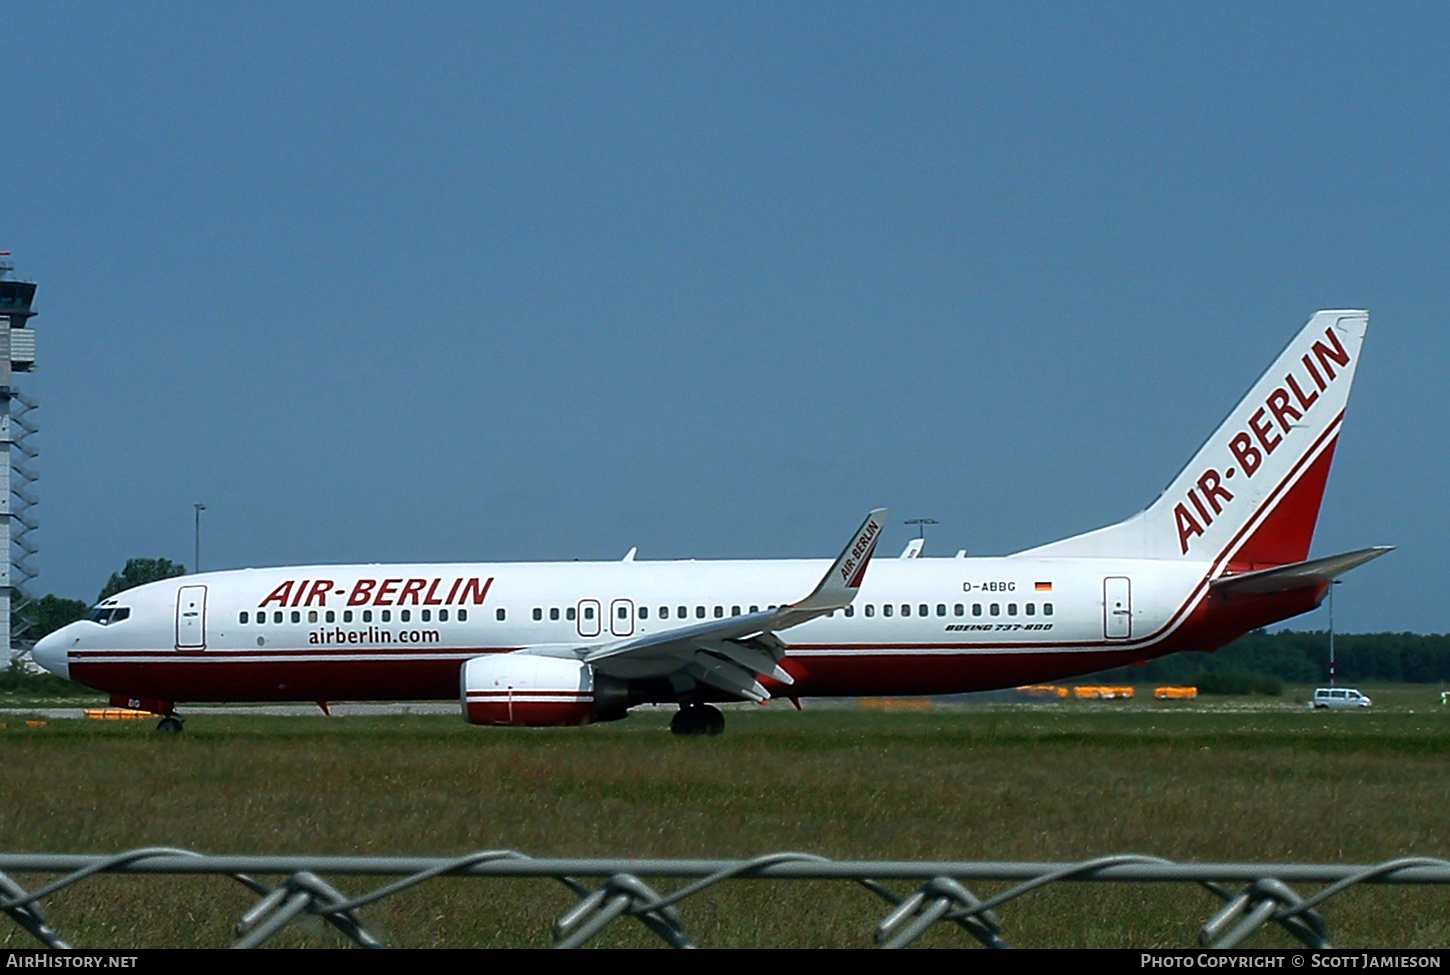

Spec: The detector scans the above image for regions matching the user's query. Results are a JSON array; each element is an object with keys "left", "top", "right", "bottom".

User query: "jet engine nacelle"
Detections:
[{"left": 461, "top": 654, "right": 628, "bottom": 726}]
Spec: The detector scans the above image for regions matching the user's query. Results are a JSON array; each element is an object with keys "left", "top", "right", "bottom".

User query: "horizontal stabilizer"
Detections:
[{"left": 1210, "top": 546, "right": 1392, "bottom": 595}]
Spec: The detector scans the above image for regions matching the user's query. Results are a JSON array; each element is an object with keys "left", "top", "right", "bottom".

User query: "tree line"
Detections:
[
  {"left": 1093, "top": 628, "right": 1450, "bottom": 687},
  {"left": 28, "top": 558, "right": 187, "bottom": 638}
]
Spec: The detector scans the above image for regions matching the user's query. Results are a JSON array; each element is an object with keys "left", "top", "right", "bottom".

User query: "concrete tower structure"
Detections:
[{"left": 0, "top": 255, "right": 38, "bottom": 667}]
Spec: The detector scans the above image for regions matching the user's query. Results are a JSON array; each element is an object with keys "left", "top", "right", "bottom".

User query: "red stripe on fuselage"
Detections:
[{"left": 770, "top": 587, "right": 1323, "bottom": 697}]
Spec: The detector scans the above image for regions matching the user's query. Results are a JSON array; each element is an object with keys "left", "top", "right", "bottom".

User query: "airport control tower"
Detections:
[{"left": 0, "top": 255, "right": 38, "bottom": 667}]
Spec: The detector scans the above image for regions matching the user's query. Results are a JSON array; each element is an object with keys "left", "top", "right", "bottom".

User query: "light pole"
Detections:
[
  {"left": 905, "top": 518, "right": 938, "bottom": 540},
  {"left": 1328, "top": 578, "right": 1340, "bottom": 687},
  {"left": 194, "top": 503, "right": 206, "bottom": 574}
]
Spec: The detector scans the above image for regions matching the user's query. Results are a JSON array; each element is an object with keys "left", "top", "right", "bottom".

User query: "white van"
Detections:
[{"left": 1310, "top": 687, "right": 1372, "bottom": 709}]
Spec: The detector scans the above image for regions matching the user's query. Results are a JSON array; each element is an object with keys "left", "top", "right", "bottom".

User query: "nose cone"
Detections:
[{"left": 31, "top": 625, "right": 75, "bottom": 681}]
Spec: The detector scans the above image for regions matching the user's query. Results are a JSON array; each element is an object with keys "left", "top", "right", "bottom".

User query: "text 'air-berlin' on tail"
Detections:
[{"left": 31, "top": 310, "right": 1389, "bottom": 735}]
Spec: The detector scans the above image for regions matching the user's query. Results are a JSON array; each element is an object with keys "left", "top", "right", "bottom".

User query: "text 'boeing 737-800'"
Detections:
[{"left": 33, "top": 310, "right": 1390, "bottom": 734}]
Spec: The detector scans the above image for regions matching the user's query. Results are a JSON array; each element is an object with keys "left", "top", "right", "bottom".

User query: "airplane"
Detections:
[{"left": 32, "top": 310, "right": 1390, "bottom": 735}]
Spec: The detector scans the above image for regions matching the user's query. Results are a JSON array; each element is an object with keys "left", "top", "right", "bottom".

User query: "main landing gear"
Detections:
[
  {"left": 670, "top": 704, "right": 725, "bottom": 737},
  {"left": 156, "top": 715, "right": 185, "bottom": 734}
]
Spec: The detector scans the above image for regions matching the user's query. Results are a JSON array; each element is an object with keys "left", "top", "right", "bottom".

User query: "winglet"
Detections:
[
  {"left": 585, "top": 508, "right": 889, "bottom": 694},
  {"left": 792, "top": 508, "right": 888, "bottom": 614}
]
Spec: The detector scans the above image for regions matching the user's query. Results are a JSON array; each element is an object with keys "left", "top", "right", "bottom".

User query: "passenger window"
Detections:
[
  {"left": 1026, "top": 604, "right": 1035, "bottom": 616},
  {"left": 920, "top": 604, "right": 929, "bottom": 617},
  {"left": 567, "top": 607, "right": 576, "bottom": 621},
  {"left": 714, "top": 606, "right": 724, "bottom": 618},
  {"left": 583, "top": 606, "right": 594, "bottom": 619},
  {"left": 844, "top": 605, "right": 855, "bottom": 617},
  {"left": 972, "top": 604, "right": 982, "bottom": 616},
  {"left": 458, "top": 609, "right": 468, "bottom": 622},
  {"left": 732, "top": 605, "right": 741, "bottom": 616},
  {"left": 638, "top": 606, "right": 648, "bottom": 620},
  {"left": 308, "top": 611, "right": 318, "bottom": 623},
  {"left": 532, "top": 608, "right": 542, "bottom": 621},
  {"left": 1007, "top": 603, "right": 1017, "bottom": 616},
  {"left": 343, "top": 610, "right": 353, "bottom": 623},
  {"left": 326, "top": 610, "right": 335, "bottom": 623},
  {"left": 550, "top": 607, "right": 560, "bottom": 621},
  {"left": 381, "top": 610, "right": 391, "bottom": 623},
  {"left": 291, "top": 611, "right": 301, "bottom": 624},
  {"left": 1044, "top": 603, "right": 1053, "bottom": 616},
  {"left": 750, "top": 605, "right": 759, "bottom": 613},
  {"left": 362, "top": 610, "right": 372, "bottom": 623},
  {"left": 883, "top": 604, "right": 894, "bottom": 617},
  {"left": 696, "top": 606, "right": 705, "bottom": 619},
  {"left": 401, "top": 610, "right": 411, "bottom": 622},
  {"left": 865, "top": 604, "right": 875, "bottom": 617},
  {"left": 936, "top": 604, "right": 946, "bottom": 617},
  {"left": 954, "top": 604, "right": 964, "bottom": 616},
  {"left": 496, "top": 608, "right": 506, "bottom": 621},
  {"left": 439, "top": 609, "right": 448, "bottom": 622},
  {"left": 678, "top": 606, "right": 687, "bottom": 618},
  {"left": 618, "top": 605, "right": 629, "bottom": 619},
  {"left": 420, "top": 610, "right": 429, "bottom": 622},
  {"left": 239, "top": 611, "right": 249, "bottom": 624},
  {"left": 901, "top": 604, "right": 911, "bottom": 617},
  {"left": 990, "top": 603, "right": 1000, "bottom": 616}
]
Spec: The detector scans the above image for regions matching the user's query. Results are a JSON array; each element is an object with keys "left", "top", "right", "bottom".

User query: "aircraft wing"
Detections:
[
  {"left": 1210, "top": 546, "right": 1393, "bottom": 595},
  {"left": 578, "top": 509, "right": 888, "bottom": 702}
]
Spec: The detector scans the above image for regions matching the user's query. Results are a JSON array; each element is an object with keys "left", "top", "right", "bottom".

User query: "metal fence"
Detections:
[{"left": 3, "top": 849, "right": 1449, "bottom": 948}]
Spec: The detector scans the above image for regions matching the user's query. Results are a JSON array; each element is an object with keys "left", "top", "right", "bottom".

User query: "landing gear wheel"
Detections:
[
  {"left": 670, "top": 704, "right": 726, "bottom": 737},
  {"left": 156, "top": 716, "right": 184, "bottom": 734}
]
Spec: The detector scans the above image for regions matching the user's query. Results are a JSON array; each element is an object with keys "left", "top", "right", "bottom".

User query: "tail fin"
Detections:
[{"left": 1016, "top": 310, "right": 1368, "bottom": 568}]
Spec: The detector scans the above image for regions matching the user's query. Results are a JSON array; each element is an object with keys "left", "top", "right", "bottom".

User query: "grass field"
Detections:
[{"left": 2, "top": 690, "right": 1448, "bottom": 948}]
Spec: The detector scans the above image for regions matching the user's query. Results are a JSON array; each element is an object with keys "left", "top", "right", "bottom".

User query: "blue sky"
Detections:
[{"left": 6, "top": 3, "right": 1445, "bottom": 633}]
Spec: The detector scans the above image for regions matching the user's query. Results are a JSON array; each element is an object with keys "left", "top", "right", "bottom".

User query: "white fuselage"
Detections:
[{"left": 35, "top": 552, "right": 1303, "bottom": 707}]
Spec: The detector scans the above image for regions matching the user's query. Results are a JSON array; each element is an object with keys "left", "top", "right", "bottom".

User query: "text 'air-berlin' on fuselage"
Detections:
[{"left": 258, "top": 577, "right": 496, "bottom": 608}]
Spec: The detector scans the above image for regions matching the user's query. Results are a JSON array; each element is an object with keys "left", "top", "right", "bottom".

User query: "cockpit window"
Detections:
[{"left": 87, "top": 606, "right": 131, "bottom": 625}]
